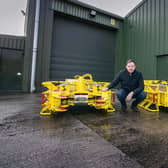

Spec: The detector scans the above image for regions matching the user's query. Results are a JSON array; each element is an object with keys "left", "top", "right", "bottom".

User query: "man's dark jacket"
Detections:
[{"left": 107, "top": 69, "right": 144, "bottom": 96}]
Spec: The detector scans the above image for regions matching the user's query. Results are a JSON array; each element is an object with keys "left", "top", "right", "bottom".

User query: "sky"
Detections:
[
  {"left": 0, "top": 0, "right": 27, "bottom": 36},
  {"left": 0, "top": 0, "right": 142, "bottom": 36}
]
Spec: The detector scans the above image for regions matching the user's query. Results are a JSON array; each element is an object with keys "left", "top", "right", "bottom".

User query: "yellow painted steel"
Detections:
[
  {"left": 40, "top": 74, "right": 115, "bottom": 115},
  {"left": 139, "top": 80, "right": 168, "bottom": 112}
]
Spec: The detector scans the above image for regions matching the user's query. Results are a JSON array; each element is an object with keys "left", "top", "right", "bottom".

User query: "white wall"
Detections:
[{"left": 0, "top": 0, "right": 27, "bottom": 36}]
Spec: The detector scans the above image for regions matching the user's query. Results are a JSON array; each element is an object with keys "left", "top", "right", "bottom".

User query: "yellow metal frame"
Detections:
[
  {"left": 40, "top": 74, "right": 115, "bottom": 115},
  {"left": 139, "top": 80, "right": 168, "bottom": 112},
  {"left": 139, "top": 100, "right": 159, "bottom": 112}
]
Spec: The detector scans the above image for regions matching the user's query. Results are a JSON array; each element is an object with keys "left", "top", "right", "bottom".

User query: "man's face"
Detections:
[{"left": 126, "top": 62, "right": 136, "bottom": 74}]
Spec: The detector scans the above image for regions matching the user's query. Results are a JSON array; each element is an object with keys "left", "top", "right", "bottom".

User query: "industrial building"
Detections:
[{"left": 0, "top": 0, "right": 167, "bottom": 92}]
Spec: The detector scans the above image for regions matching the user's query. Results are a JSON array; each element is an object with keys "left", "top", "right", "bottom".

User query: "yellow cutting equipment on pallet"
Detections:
[{"left": 40, "top": 74, "right": 115, "bottom": 115}]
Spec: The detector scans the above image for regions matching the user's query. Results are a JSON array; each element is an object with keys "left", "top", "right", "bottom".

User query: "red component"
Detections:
[
  {"left": 75, "top": 93, "right": 88, "bottom": 95},
  {"left": 112, "top": 93, "right": 115, "bottom": 102},
  {"left": 96, "top": 97, "right": 104, "bottom": 104},
  {"left": 58, "top": 107, "right": 68, "bottom": 110},
  {"left": 96, "top": 102, "right": 104, "bottom": 104},
  {"left": 152, "top": 93, "right": 156, "bottom": 103},
  {"left": 41, "top": 94, "right": 46, "bottom": 105}
]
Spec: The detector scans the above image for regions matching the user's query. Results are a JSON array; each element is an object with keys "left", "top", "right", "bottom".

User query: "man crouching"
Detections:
[{"left": 103, "top": 59, "right": 146, "bottom": 113}]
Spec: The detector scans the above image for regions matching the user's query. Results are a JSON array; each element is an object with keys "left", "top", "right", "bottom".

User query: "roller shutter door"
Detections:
[{"left": 50, "top": 15, "right": 117, "bottom": 82}]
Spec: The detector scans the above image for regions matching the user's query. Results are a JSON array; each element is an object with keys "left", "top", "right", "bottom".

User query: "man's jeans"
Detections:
[{"left": 117, "top": 89, "right": 146, "bottom": 107}]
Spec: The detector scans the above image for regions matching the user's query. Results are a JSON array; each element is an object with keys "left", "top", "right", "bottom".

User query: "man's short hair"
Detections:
[{"left": 126, "top": 59, "right": 136, "bottom": 65}]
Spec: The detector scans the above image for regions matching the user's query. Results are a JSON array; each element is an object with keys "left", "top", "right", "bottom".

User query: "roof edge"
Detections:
[
  {"left": 0, "top": 34, "right": 25, "bottom": 38},
  {"left": 125, "top": 0, "right": 146, "bottom": 18},
  {"left": 67, "top": 0, "right": 124, "bottom": 20}
]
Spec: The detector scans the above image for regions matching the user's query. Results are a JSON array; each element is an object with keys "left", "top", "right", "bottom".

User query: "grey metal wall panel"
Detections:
[
  {"left": 0, "top": 35, "right": 25, "bottom": 50},
  {"left": 124, "top": 0, "right": 168, "bottom": 79},
  {"left": 50, "top": 15, "right": 116, "bottom": 81}
]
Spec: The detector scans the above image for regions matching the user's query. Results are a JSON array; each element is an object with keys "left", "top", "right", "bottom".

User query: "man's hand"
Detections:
[
  {"left": 126, "top": 91, "right": 134, "bottom": 101},
  {"left": 102, "top": 87, "right": 109, "bottom": 91}
]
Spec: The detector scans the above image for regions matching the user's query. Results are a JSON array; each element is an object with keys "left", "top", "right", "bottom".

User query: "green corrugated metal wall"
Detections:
[
  {"left": 124, "top": 0, "right": 168, "bottom": 79},
  {"left": 0, "top": 35, "right": 25, "bottom": 50}
]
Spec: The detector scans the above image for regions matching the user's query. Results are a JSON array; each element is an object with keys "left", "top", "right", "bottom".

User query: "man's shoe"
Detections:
[{"left": 131, "top": 105, "right": 139, "bottom": 112}]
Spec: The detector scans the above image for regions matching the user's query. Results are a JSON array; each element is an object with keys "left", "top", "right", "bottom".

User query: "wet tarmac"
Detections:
[
  {"left": 73, "top": 105, "right": 168, "bottom": 168},
  {"left": 1, "top": 94, "right": 168, "bottom": 168},
  {"left": 0, "top": 93, "right": 142, "bottom": 168}
]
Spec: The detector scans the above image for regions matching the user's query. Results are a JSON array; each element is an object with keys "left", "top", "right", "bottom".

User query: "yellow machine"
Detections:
[{"left": 40, "top": 74, "right": 115, "bottom": 115}]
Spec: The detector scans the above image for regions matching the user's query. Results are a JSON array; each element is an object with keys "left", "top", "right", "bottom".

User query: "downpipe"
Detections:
[{"left": 30, "top": 0, "right": 40, "bottom": 92}]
